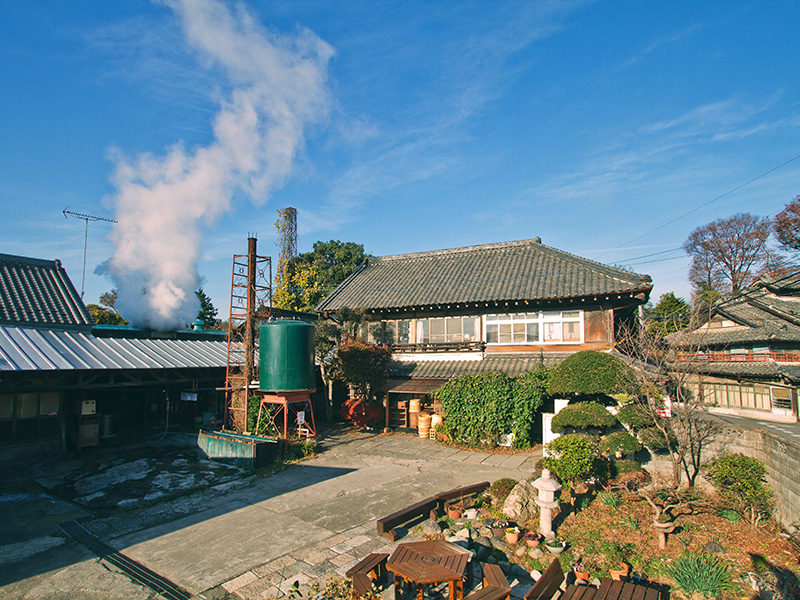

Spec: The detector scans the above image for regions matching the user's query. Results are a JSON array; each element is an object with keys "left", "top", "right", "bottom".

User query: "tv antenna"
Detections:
[{"left": 62, "top": 208, "right": 117, "bottom": 299}]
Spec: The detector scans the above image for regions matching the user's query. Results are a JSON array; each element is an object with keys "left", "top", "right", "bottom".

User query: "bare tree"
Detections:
[
  {"left": 774, "top": 195, "right": 800, "bottom": 252},
  {"left": 617, "top": 307, "right": 720, "bottom": 489},
  {"left": 684, "top": 213, "right": 771, "bottom": 296}
]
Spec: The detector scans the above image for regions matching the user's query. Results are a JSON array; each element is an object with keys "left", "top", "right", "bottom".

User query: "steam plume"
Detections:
[{"left": 100, "top": 0, "right": 332, "bottom": 330}]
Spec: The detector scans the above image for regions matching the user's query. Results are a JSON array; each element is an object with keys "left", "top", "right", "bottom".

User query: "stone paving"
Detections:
[{"left": 0, "top": 430, "right": 542, "bottom": 600}]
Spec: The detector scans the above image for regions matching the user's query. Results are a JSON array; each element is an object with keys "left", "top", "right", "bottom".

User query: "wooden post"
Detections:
[{"left": 384, "top": 392, "right": 390, "bottom": 433}]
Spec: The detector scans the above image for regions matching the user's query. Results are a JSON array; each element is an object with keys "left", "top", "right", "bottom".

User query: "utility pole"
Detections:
[{"left": 62, "top": 208, "right": 117, "bottom": 299}]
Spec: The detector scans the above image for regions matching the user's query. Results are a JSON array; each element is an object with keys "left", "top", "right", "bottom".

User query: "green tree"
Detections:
[
  {"left": 99, "top": 289, "right": 120, "bottom": 312},
  {"left": 548, "top": 350, "right": 639, "bottom": 398},
  {"left": 335, "top": 338, "right": 391, "bottom": 402},
  {"left": 87, "top": 303, "right": 128, "bottom": 326},
  {"left": 273, "top": 240, "right": 368, "bottom": 312},
  {"left": 646, "top": 292, "right": 690, "bottom": 335},
  {"left": 195, "top": 288, "right": 218, "bottom": 328}
]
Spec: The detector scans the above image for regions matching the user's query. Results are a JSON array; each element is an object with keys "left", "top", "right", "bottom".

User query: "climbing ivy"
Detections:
[{"left": 434, "top": 368, "right": 549, "bottom": 448}]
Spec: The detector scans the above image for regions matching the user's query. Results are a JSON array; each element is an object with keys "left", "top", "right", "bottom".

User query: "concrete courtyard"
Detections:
[{"left": 0, "top": 431, "right": 542, "bottom": 600}]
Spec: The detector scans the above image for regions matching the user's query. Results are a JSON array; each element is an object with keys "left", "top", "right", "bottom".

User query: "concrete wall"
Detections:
[{"left": 641, "top": 424, "right": 800, "bottom": 531}]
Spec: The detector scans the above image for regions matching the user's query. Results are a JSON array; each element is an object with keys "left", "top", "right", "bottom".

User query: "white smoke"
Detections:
[{"left": 100, "top": 0, "right": 333, "bottom": 331}]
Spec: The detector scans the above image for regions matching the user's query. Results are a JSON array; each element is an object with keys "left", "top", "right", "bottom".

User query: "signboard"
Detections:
[
  {"left": 297, "top": 410, "right": 305, "bottom": 424},
  {"left": 181, "top": 392, "right": 198, "bottom": 402}
]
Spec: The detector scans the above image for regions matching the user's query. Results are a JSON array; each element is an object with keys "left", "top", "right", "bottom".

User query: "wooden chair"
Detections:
[
  {"left": 463, "top": 562, "right": 511, "bottom": 600},
  {"left": 346, "top": 552, "right": 390, "bottom": 597},
  {"left": 524, "top": 558, "right": 564, "bottom": 600}
]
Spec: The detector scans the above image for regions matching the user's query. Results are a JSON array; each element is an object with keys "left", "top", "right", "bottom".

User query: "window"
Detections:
[
  {"left": 414, "top": 316, "right": 480, "bottom": 344},
  {"left": 484, "top": 310, "right": 583, "bottom": 345},
  {"left": 367, "top": 319, "right": 410, "bottom": 344},
  {"left": 0, "top": 393, "right": 60, "bottom": 444},
  {"left": 771, "top": 387, "right": 792, "bottom": 411}
]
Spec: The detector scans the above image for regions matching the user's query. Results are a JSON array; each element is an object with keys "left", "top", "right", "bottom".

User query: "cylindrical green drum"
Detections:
[{"left": 258, "top": 320, "right": 315, "bottom": 392}]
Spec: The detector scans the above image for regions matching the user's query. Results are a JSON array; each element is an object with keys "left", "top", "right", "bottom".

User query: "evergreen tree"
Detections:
[{"left": 195, "top": 288, "right": 218, "bottom": 328}]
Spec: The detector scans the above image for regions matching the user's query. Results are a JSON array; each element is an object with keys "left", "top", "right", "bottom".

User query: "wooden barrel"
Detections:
[
  {"left": 409, "top": 398, "right": 421, "bottom": 413},
  {"left": 417, "top": 412, "right": 432, "bottom": 438}
]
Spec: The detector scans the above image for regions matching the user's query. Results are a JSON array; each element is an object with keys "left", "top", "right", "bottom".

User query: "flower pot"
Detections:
[
  {"left": 609, "top": 563, "right": 629, "bottom": 581},
  {"left": 524, "top": 537, "right": 540, "bottom": 548},
  {"left": 505, "top": 529, "right": 519, "bottom": 545},
  {"left": 447, "top": 505, "right": 463, "bottom": 520},
  {"left": 545, "top": 542, "right": 566, "bottom": 555},
  {"left": 573, "top": 570, "right": 589, "bottom": 581},
  {"left": 491, "top": 527, "right": 505, "bottom": 538}
]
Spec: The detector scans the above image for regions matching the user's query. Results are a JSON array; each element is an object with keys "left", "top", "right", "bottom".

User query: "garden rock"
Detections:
[
  {"left": 490, "top": 538, "right": 508, "bottom": 552},
  {"left": 514, "top": 546, "right": 527, "bottom": 557},
  {"left": 502, "top": 479, "right": 538, "bottom": 523},
  {"left": 464, "top": 508, "right": 479, "bottom": 520},
  {"left": 455, "top": 528, "right": 470, "bottom": 539},
  {"left": 529, "top": 570, "right": 542, "bottom": 582},
  {"left": 512, "top": 564, "right": 530, "bottom": 580},
  {"left": 470, "top": 530, "right": 480, "bottom": 540},
  {"left": 487, "top": 555, "right": 498, "bottom": 565},
  {"left": 703, "top": 541, "right": 724, "bottom": 554},
  {"left": 483, "top": 518, "right": 495, "bottom": 527},
  {"left": 446, "top": 537, "right": 469, "bottom": 549},
  {"left": 499, "top": 561, "right": 511, "bottom": 574},
  {"left": 476, "top": 547, "right": 489, "bottom": 562},
  {"left": 479, "top": 527, "right": 493, "bottom": 538},
  {"left": 475, "top": 536, "right": 492, "bottom": 549},
  {"left": 441, "top": 528, "right": 452, "bottom": 537},
  {"left": 591, "top": 579, "right": 601, "bottom": 588},
  {"left": 419, "top": 519, "right": 442, "bottom": 536},
  {"left": 528, "top": 547, "right": 543, "bottom": 559}
]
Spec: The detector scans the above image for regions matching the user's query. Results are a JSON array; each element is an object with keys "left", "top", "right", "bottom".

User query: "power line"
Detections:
[
  {"left": 618, "top": 247, "right": 683, "bottom": 262},
  {"left": 600, "top": 150, "right": 800, "bottom": 258}
]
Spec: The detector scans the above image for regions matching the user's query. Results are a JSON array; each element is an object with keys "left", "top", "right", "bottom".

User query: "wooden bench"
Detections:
[
  {"left": 524, "top": 558, "right": 564, "bottom": 600},
  {"left": 464, "top": 562, "right": 512, "bottom": 600},
  {"left": 376, "top": 497, "right": 438, "bottom": 540},
  {"left": 351, "top": 572, "right": 373, "bottom": 598},
  {"left": 435, "top": 482, "right": 490, "bottom": 510},
  {"left": 346, "top": 552, "right": 390, "bottom": 584},
  {"left": 592, "top": 578, "right": 669, "bottom": 600}
]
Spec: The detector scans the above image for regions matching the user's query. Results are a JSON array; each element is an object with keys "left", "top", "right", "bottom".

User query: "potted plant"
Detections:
[
  {"left": 504, "top": 526, "right": 520, "bottom": 545},
  {"left": 609, "top": 562, "right": 629, "bottom": 581},
  {"left": 522, "top": 531, "right": 541, "bottom": 547},
  {"left": 490, "top": 519, "right": 509, "bottom": 538},
  {"left": 572, "top": 562, "right": 589, "bottom": 581},
  {"left": 447, "top": 502, "right": 464, "bottom": 520},
  {"left": 545, "top": 538, "right": 566, "bottom": 555}
]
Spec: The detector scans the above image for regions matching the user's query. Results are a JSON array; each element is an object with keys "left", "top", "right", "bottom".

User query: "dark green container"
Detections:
[{"left": 258, "top": 320, "right": 315, "bottom": 392}]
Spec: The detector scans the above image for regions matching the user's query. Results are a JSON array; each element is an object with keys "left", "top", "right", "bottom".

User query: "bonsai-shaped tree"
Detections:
[
  {"left": 638, "top": 483, "right": 696, "bottom": 549},
  {"left": 707, "top": 453, "right": 774, "bottom": 526},
  {"left": 541, "top": 433, "right": 600, "bottom": 501},
  {"left": 551, "top": 401, "right": 618, "bottom": 434},
  {"left": 548, "top": 350, "right": 640, "bottom": 399}
]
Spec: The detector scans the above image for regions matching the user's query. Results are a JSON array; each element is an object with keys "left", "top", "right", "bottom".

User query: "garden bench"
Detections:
[
  {"left": 464, "top": 585, "right": 513, "bottom": 600},
  {"left": 351, "top": 572, "right": 373, "bottom": 598},
  {"left": 592, "top": 578, "right": 668, "bottom": 600},
  {"left": 346, "top": 552, "right": 390, "bottom": 584},
  {"left": 481, "top": 563, "right": 510, "bottom": 593},
  {"left": 523, "top": 558, "right": 564, "bottom": 600},
  {"left": 376, "top": 497, "right": 439, "bottom": 540},
  {"left": 435, "top": 482, "right": 490, "bottom": 510}
]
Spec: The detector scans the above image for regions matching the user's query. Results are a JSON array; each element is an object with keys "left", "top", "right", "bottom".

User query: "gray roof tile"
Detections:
[
  {"left": 318, "top": 239, "right": 652, "bottom": 311},
  {"left": 389, "top": 352, "right": 571, "bottom": 379},
  {"left": 0, "top": 253, "right": 92, "bottom": 329}
]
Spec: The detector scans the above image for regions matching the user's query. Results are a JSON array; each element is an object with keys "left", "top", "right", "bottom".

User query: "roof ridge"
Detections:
[
  {"left": 375, "top": 238, "right": 650, "bottom": 284},
  {"left": 0, "top": 253, "right": 59, "bottom": 268}
]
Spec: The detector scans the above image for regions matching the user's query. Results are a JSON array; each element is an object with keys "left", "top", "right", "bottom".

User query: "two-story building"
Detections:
[
  {"left": 317, "top": 238, "right": 653, "bottom": 426},
  {"left": 670, "top": 272, "right": 800, "bottom": 422}
]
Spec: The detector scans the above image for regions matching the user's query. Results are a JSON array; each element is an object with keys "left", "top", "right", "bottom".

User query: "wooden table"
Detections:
[
  {"left": 386, "top": 540, "right": 472, "bottom": 600},
  {"left": 561, "top": 578, "right": 668, "bottom": 600}
]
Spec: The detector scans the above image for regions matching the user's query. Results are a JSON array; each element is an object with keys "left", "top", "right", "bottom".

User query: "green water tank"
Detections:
[{"left": 258, "top": 320, "right": 315, "bottom": 392}]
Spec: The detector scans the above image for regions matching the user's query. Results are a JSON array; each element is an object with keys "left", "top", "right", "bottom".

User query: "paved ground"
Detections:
[
  {"left": 714, "top": 413, "right": 800, "bottom": 444},
  {"left": 0, "top": 431, "right": 542, "bottom": 600}
]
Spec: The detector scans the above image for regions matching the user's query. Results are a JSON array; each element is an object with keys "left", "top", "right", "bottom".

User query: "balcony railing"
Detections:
[
  {"left": 392, "top": 341, "right": 486, "bottom": 354},
  {"left": 675, "top": 351, "right": 800, "bottom": 363}
]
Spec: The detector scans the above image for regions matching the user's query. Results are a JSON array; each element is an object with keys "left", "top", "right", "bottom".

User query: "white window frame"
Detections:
[{"left": 484, "top": 310, "right": 584, "bottom": 345}]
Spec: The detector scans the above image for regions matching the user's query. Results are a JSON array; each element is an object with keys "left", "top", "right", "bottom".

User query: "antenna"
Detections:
[{"left": 62, "top": 208, "right": 117, "bottom": 299}]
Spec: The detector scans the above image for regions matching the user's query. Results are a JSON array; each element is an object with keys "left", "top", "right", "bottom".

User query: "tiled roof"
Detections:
[
  {"left": 681, "top": 360, "right": 800, "bottom": 384},
  {"left": 0, "top": 253, "right": 92, "bottom": 329},
  {"left": 389, "top": 352, "right": 571, "bottom": 379},
  {"left": 317, "top": 239, "right": 652, "bottom": 312},
  {"left": 0, "top": 325, "right": 227, "bottom": 372},
  {"left": 676, "top": 271, "right": 800, "bottom": 347}
]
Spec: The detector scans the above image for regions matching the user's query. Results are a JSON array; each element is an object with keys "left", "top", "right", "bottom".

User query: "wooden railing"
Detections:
[
  {"left": 392, "top": 341, "right": 485, "bottom": 354},
  {"left": 675, "top": 351, "right": 800, "bottom": 363}
]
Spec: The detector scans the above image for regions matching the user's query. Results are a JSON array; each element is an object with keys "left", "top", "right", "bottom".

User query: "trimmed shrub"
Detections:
[
  {"left": 610, "top": 458, "right": 642, "bottom": 476},
  {"left": 667, "top": 553, "right": 732, "bottom": 598},
  {"left": 616, "top": 403, "right": 655, "bottom": 429},
  {"left": 707, "top": 453, "right": 775, "bottom": 525},
  {"left": 637, "top": 426, "right": 672, "bottom": 451},
  {"left": 341, "top": 397, "right": 383, "bottom": 428},
  {"left": 550, "top": 401, "right": 618, "bottom": 433},
  {"left": 599, "top": 431, "right": 642, "bottom": 457},
  {"left": 435, "top": 369, "right": 549, "bottom": 448},
  {"left": 548, "top": 351, "right": 639, "bottom": 396},
  {"left": 541, "top": 433, "right": 598, "bottom": 485}
]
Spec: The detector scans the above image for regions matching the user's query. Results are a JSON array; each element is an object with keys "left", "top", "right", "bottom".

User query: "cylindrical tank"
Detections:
[{"left": 258, "top": 320, "right": 315, "bottom": 392}]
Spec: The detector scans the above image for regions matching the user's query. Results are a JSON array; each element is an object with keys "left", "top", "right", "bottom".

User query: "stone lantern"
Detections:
[{"left": 533, "top": 469, "right": 562, "bottom": 541}]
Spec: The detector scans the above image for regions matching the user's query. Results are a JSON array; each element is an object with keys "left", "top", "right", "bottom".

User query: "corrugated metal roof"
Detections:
[
  {"left": 0, "top": 253, "right": 92, "bottom": 329},
  {"left": 0, "top": 325, "right": 228, "bottom": 372},
  {"left": 317, "top": 239, "right": 652, "bottom": 312}
]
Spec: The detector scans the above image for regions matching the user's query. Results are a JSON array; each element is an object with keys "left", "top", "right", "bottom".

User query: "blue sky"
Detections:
[{"left": 1, "top": 1, "right": 798, "bottom": 323}]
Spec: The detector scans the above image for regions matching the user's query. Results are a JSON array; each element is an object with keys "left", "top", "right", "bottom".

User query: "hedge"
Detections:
[
  {"left": 548, "top": 350, "right": 639, "bottom": 396},
  {"left": 434, "top": 368, "right": 549, "bottom": 448},
  {"left": 550, "top": 401, "right": 618, "bottom": 433}
]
